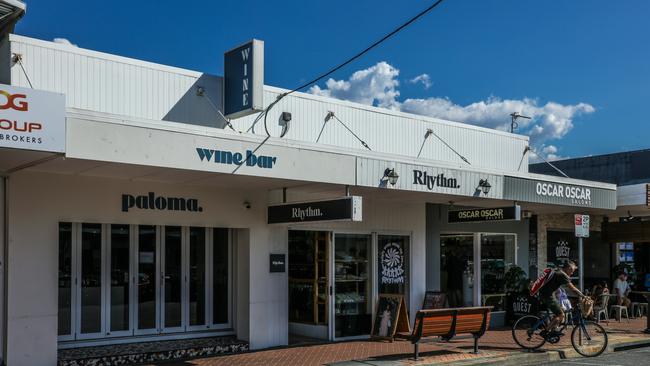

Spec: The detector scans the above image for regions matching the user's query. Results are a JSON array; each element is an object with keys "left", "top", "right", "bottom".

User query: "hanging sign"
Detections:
[
  {"left": 448, "top": 205, "right": 521, "bottom": 223},
  {"left": 268, "top": 196, "right": 362, "bottom": 224},
  {"left": 223, "top": 39, "right": 264, "bottom": 119},
  {"left": 380, "top": 242, "right": 405, "bottom": 285},
  {"left": 574, "top": 214, "right": 590, "bottom": 238}
]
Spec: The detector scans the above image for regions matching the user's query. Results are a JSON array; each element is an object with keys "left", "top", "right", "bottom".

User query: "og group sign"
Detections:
[{"left": 0, "top": 84, "right": 65, "bottom": 153}]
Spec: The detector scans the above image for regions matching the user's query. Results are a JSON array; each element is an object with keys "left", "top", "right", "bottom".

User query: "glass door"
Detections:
[
  {"left": 188, "top": 227, "right": 208, "bottom": 330},
  {"left": 162, "top": 226, "right": 185, "bottom": 333},
  {"left": 108, "top": 224, "right": 131, "bottom": 336},
  {"left": 77, "top": 223, "right": 104, "bottom": 339},
  {"left": 332, "top": 233, "right": 372, "bottom": 339},
  {"left": 136, "top": 225, "right": 159, "bottom": 335}
]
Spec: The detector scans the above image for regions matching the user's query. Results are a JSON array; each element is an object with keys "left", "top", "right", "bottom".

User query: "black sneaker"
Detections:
[
  {"left": 548, "top": 330, "right": 564, "bottom": 337},
  {"left": 540, "top": 329, "right": 549, "bottom": 338}
]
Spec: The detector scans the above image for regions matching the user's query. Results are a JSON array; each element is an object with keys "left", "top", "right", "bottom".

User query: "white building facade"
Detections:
[{"left": 0, "top": 33, "right": 617, "bottom": 366}]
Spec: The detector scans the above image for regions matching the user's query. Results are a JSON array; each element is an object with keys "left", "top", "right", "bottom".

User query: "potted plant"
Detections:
[{"left": 504, "top": 266, "right": 536, "bottom": 324}]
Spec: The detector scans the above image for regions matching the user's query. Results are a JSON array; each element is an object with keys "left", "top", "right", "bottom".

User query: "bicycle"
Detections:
[{"left": 512, "top": 298, "right": 608, "bottom": 357}]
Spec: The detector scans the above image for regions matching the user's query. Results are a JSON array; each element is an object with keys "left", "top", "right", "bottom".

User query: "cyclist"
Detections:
[{"left": 538, "top": 261, "right": 586, "bottom": 338}]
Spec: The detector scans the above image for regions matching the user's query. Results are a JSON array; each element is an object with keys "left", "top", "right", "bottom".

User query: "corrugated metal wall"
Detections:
[{"left": 8, "top": 35, "right": 529, "bottom": 172}]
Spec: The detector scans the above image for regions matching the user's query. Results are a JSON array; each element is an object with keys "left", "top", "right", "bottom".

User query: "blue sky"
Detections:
[{"left": 17, "top": 0, "right": 650, "bottom": 159}]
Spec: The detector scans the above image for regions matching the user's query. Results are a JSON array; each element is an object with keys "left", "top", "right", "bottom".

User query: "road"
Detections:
[{"left": 541, "top": 347, "right": 650, "bottom": 366}]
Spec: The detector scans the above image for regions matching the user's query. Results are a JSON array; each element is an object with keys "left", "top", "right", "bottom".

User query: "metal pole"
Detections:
[{"left": 578, "top": 237, "right": 584, "bottom": 292}]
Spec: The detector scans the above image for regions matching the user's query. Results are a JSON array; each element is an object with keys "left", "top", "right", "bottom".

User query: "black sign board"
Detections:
[
  {"left": 268, "top": 197, "right": 362, "bottom": 224},
  {"left": 448, "top": 205, "right": 521, "bottom": 223},
  {"left": 269, "top": 254, "right": 286, "bottom": 273}
]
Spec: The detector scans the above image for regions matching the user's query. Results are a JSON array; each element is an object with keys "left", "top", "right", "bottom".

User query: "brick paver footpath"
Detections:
[{"left": 151, "top": 318, "right": 650, "bottom": 366}]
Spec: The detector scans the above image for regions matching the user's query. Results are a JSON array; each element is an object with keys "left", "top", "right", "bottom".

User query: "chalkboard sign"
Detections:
[
  {"left": 371, "top": 294, "right": 410, "bottom": 340},
  {"left": 422, "top": 291, "right": 447, "bottom": 310}
]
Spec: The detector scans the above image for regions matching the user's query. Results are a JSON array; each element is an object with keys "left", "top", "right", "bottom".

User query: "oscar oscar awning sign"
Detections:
[
  {"left": 268, "top": 196, "right": 362, "bottom": 224},
  {"left": 448, "top": 205, "right": 521, "bottom": 223}
]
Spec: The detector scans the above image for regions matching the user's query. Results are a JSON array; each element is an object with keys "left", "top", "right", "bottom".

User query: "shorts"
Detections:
[{"left": 541, "top": 296, "right": 563, "bottom": 316}]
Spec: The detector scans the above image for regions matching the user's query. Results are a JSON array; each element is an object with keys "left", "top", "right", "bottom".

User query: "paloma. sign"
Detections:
[{"left": 0, "top": 84, "right": 65, "bottom": 152}]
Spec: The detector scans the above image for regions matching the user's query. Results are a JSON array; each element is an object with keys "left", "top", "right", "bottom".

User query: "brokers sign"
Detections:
[
  {"left": 0, "top": 84, "right": 65, "bottom": 152},
  {"left": 448, "top": 205, "right": 521, "bottom": 223},
  {"left": 268, "top": 196, "right": 362, "bottom": 224},
  {"left": 223, "top": 39, "right": 264, "bottom": 119}
]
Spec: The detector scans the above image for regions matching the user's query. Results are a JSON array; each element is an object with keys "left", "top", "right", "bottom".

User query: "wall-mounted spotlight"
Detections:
[
  {"left": 281, "top": 112, "right": 292, "bottom": 122},
  {"left": 383, "top": 168, "right": 399, "bottom": 186},
  {"left": 196, "top": 86, "right": 205, "bottom": 96},
  {"left": 478, "top": 179, "right": 491, "bottom": 195}
]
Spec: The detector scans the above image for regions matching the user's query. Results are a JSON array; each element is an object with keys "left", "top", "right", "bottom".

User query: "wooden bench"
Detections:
[{"left": 403, "top": 306, "right": 492, "bottom": 360}]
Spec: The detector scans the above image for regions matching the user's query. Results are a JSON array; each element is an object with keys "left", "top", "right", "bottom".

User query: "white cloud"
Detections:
[
  {"left": 309, "top": 61, "right": 400, "bottom": 110},
  {"left": 53, "top": 38, "right": 77, "bottom": 47},
  {"left": 408, "top": 73, "right": 432, "bottom": 89},
  {"left": 308, "top": 61, "right": 595, "bottom": 157}
]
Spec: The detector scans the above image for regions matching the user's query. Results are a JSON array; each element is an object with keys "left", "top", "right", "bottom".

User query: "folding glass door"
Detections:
[{"left": 58, "top": 223, "right": 231, "bottom": 342}]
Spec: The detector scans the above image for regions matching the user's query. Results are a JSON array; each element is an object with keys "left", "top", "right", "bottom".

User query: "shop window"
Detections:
[
  {"left": 480, "top": 234, "right": 516, "bottom": 311},
  {"left": 137, "top": 225, "right": 157, "bottom": 331}
]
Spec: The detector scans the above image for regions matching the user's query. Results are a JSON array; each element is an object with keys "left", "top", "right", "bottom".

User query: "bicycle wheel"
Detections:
[
  {"left": 512, "top": 315, "right": 547, "bottom": 350},
  {"left": 571, "top": 321, "right": 608, "bottom": 357}
]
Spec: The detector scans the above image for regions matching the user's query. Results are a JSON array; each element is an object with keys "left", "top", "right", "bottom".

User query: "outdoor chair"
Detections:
[
  {"left": 631, "top": 302, "right": 648, "bottom": 318},
  {"left": 593, "top": 294, "right": 609, "bottom": 323},
  {"left": 609, "top": 298, "right": 630, "bottom": 322}
]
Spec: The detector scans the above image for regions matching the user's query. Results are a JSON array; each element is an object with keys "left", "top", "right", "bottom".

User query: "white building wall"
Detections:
[
  {"left": 8, "top": 34, "right": 529, "bottom": 173},
  {"left": 5, "top": 170, "right": 285, "bottom": 365}
]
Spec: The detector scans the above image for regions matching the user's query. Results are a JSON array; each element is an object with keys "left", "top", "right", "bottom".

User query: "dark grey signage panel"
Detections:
[
  {"left": 269, "top": 254, "right": 286, "bottom": 273},
  {"left": 268, "top": 196, "right": 362, "bottom": 224},
  {"left": 448, "top": 205, "right": 521, "bottom": 223},
  {"left": 224, "top": 39, "right": 264, "bottom": 119},
  {"left": 503, "top": 176, "right": 616, "bottom": 209}
]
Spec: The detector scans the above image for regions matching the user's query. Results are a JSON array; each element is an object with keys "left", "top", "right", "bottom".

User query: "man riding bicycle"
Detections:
[{"left": 538, "top": 261, "right": 586, "bottom": 338}]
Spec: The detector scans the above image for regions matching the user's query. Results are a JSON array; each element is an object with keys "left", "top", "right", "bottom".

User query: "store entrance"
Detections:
[
  {"left": 288, "top": 231, "right": 374, "bottom": 341},
  {"left": 288, "top": 230, "right": 330, "bottom": 341}
]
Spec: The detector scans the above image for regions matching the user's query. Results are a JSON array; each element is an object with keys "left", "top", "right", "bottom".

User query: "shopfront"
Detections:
[
  {"left": 287, "top": 228, "right": 411, "bottom": 341},
  {"left": 0, "top": 33, "right": 619, "bottom": 366}
]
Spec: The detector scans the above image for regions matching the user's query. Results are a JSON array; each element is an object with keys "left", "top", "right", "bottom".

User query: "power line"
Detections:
[{"left": 261, "top": 0, "right": 447, "bottom": 137}]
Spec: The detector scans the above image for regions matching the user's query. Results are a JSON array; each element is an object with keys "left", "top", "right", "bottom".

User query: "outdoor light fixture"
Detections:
[
  {"left": 281, "top": 112, "right": 292, "bottom": 122},
  {"left": 478, "top": 179, "right": 491, "bottom": 195},
  {"left": 383, "top": 168, "right": 399, "bottom": 186}
]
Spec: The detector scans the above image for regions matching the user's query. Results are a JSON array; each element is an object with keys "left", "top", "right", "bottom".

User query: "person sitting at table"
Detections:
[
  {"left": 591, "top": 281, "right": 610, "bottom": 302},
  {"left": 613, "top": 272, "right": 632, "bottom": 309}
]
